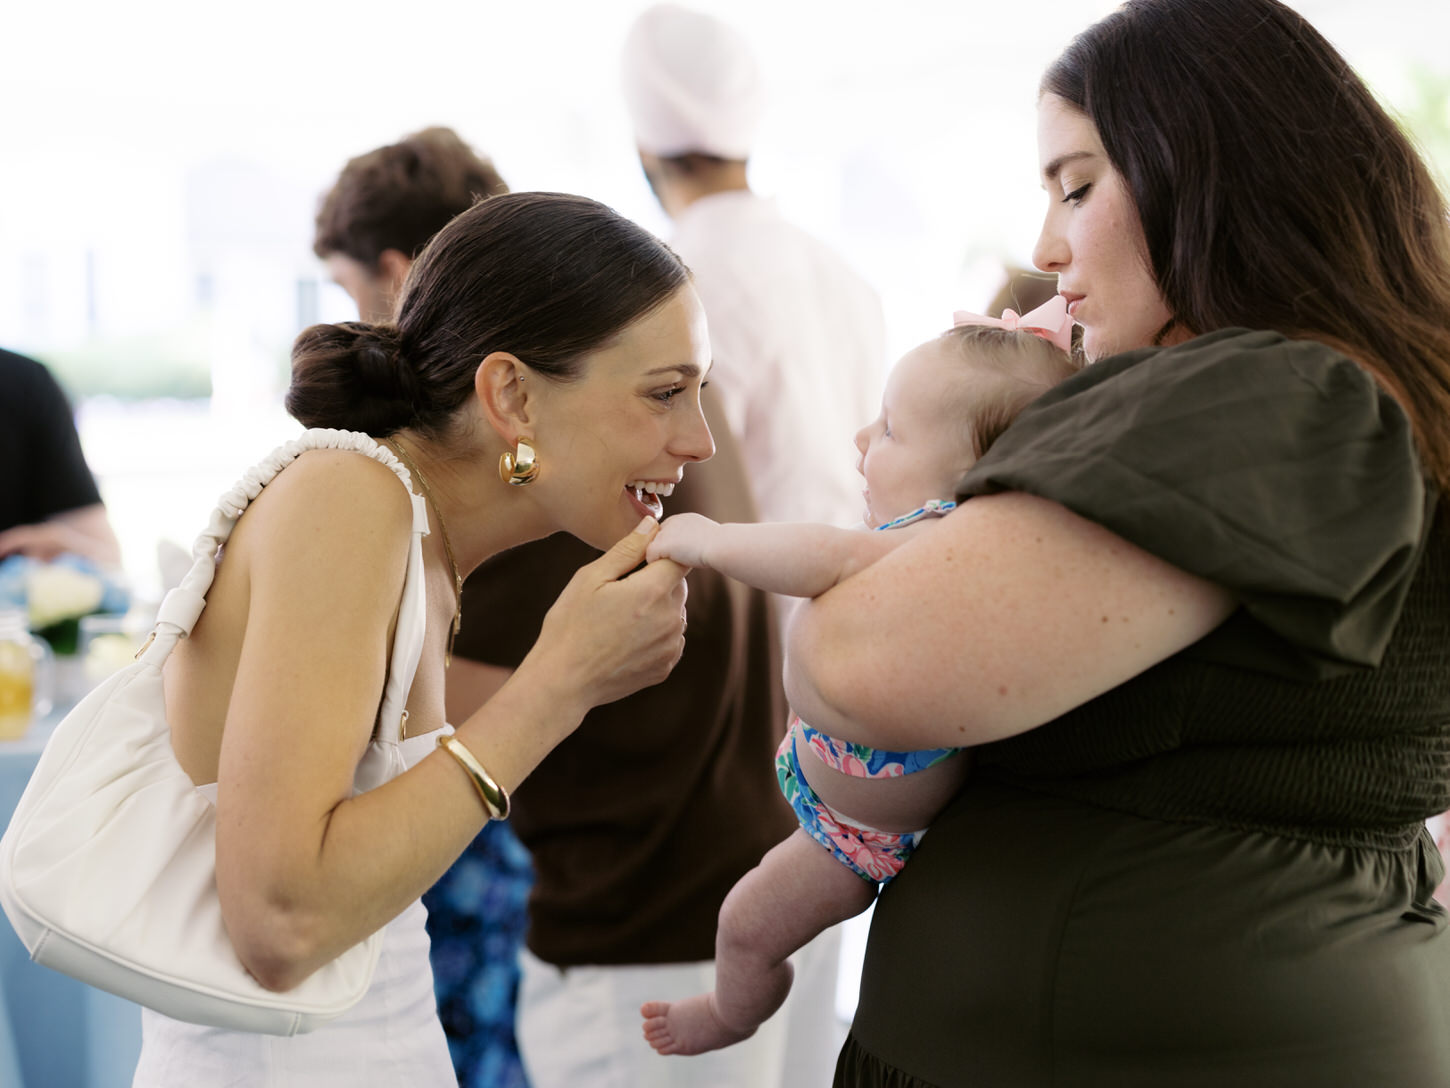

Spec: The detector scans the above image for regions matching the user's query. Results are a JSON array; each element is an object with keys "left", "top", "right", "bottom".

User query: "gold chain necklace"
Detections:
[{"left": 387, "top": 438, "right": 463, "bottom": 668}]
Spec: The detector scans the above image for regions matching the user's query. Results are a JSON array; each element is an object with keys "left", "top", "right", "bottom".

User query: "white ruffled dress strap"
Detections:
[{"left": 137, "top": 428, "right": 431, "bottom": 745}]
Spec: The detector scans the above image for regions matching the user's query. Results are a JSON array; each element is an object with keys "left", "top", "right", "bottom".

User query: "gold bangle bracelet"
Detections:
[{"left": 436, "top": 734, "right": 511, "bottom": 821}]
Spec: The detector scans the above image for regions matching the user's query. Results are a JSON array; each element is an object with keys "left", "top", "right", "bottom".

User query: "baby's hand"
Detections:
[{"left": 646, "top": 513, "right": 719, "bottom": 568}]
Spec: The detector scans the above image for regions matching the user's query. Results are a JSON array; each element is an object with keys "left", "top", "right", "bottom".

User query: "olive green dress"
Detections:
[{"left": 836, "top": 330, "right": 1450, "bottom": 1087}]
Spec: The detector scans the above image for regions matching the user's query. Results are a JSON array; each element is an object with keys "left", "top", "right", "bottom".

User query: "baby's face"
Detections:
[{"left": 854, "top": 342, "right": 978, "bottom": 528}]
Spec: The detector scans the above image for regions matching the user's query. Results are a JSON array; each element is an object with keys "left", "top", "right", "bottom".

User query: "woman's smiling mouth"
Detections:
[{"left": 626, "top": 479, "right": 676, "bottom": 519}]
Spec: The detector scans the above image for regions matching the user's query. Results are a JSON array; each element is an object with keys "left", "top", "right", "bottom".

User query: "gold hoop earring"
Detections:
[{"left": 499, "top": 439, "right": 539, "bottom": 486}]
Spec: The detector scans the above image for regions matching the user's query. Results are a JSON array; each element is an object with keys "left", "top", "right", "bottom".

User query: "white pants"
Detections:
[{"left": 517, "top": 927, "right": 844, "bottom": 1088}]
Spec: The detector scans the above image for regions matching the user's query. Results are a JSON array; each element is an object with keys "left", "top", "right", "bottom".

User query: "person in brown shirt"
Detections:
[{"left": 449, "top": 389, "right": 841, "bottom": 1087}]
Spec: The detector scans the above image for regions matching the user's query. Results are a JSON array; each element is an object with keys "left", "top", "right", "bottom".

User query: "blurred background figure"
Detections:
[
  {"left": 314, "top": 127, "right": 508, "bottom": 324},
  {"left": 312, "top": 126, "right": 530, "bottom": 1088},
  {"left": 621, "top": 2, "right": 887, "bottom": 531},
  {"left": 0, "top": 348, "right": 121, "bottom": 568}
]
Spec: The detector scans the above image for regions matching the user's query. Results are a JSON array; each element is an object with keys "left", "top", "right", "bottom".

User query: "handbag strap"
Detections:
[{"left": 138, "top": 428, "right": 431, "bottom": 744}]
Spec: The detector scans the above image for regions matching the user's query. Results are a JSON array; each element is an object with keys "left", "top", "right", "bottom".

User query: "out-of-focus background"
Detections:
[{"left": 4, "top": 0, "right": 1448, "bottom": 602}]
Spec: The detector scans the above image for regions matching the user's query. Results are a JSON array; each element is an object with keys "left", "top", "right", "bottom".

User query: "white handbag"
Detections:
[{"left": 0, "top": 429, "right": 431, "bottom": 1036}]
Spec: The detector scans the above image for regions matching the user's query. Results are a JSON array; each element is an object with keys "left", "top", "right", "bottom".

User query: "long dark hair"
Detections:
[
  {"left": 287, "top": 192, "right": 689, "bottom": 438},
  {"left": 1042, "top": 0, "right": 1450, "bottom": 491}
]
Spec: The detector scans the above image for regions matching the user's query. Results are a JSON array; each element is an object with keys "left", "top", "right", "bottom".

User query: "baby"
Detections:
[{"left": 639, "top": 298, "right": 1078, "bottom": 1056}]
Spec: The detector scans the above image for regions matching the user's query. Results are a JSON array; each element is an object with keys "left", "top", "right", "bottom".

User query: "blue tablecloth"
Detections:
[{"left": 0, "top": 715, "right": 143, "bottom": 1088}]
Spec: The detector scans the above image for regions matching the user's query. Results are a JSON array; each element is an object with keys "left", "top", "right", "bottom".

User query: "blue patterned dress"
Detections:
[{"left": 423, "top": 821, "right": 534, "bottom": 1088}]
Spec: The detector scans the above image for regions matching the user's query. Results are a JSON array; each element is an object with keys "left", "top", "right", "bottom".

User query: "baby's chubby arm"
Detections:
[{"left": 645, "top": 512, "right": 928, "bottom": 599}]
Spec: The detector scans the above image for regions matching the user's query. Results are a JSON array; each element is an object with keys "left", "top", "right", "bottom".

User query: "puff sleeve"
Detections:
[{"left": 957, "top": 329, "right": 1433, "bottom": 679}]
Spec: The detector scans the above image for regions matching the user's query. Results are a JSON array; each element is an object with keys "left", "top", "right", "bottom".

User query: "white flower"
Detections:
[{"left": 27, "top": 565, "right": 105, "bottom": 629}]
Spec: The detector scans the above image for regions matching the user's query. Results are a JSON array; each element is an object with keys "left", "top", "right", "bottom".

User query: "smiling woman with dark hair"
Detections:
[
  {"left": 132, "top": 192, "right": 712, "bottom": 1085},
  {"left": 306, "top": 127, "right": 531, "bottom": 1086},
  {"left": 792, "top": 1, "right": 1450, "bottom": 1084}
]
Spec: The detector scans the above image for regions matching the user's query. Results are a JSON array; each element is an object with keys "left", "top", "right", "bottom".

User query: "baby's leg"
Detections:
[{"left": 641, "top": 828, "right": 875, "bottom": 1056}]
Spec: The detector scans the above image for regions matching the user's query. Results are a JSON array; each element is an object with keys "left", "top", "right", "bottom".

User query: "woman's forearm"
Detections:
[
  {"left": 222, "top": 661, "right": 580, "bottom": 992},
  {"left": 785, "top": 493, "right": 1235, "bottom": 752}
]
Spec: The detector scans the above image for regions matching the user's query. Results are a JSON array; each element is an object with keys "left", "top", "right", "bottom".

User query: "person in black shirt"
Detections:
[{"left": 0, "top": 348, "right": 120, "bottom": 567}]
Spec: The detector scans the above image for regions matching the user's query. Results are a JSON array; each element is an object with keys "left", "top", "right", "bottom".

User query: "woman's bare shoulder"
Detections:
[
  {"left": 258, "top": 447, "right": 412, "bottom": 514},
  {"left": 229, "top": 446, "right": 414, "bottom": 591}
]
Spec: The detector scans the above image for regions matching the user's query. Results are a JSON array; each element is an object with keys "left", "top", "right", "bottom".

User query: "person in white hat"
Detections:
[{"left": 620, "top": 2, "right": 887, "bottom": 534}]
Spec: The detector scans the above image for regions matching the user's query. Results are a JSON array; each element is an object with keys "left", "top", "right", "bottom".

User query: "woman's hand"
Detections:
[
  {"left": 645, "top": 512, "right": 719, "bottom": 569},
  {"left": 533, "top": 517, "right": 690, "bottom": 709}
]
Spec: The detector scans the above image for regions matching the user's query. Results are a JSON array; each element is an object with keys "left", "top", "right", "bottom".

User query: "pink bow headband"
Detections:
[{"left": 951, "top": 294, "right": 1074, "bottom": 353}]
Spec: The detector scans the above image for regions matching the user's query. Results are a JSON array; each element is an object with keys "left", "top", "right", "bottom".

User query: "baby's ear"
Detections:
[{"left": 475, "top": 352, "right": 533, "bottom": 436}]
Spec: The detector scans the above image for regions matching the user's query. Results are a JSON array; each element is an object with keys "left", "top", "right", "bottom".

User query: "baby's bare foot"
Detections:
[{"left": 640, "top": 996, "right": 757, "bottom": 1056}]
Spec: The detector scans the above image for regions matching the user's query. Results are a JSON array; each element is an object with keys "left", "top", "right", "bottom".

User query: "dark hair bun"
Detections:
[{"left": 285, "top": 321, "right": 418, "bottom": 436}]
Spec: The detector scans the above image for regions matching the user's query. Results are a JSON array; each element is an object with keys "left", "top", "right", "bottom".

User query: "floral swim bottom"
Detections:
[{"left": 775, "top": 726, "right": 938, "bottom": 885}]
